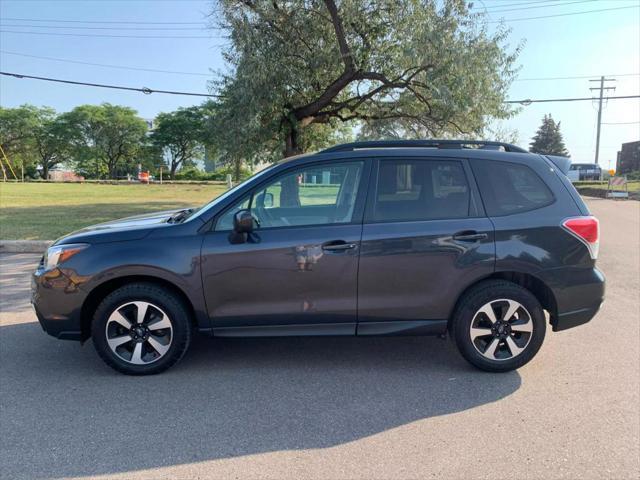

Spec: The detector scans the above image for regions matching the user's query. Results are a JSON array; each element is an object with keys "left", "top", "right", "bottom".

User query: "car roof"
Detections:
[{"left": 278, "top": 140, "right": 542, "bottom": 166}]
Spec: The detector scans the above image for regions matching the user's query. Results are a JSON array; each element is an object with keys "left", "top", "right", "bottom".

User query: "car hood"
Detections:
[{"left": 55, "top": 209, "right": 187, "bottom": 245}]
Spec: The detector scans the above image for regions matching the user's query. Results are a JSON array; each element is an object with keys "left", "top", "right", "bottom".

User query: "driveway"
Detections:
[{"left": 0, "top": 198, "right": 638, "bottom": 479}]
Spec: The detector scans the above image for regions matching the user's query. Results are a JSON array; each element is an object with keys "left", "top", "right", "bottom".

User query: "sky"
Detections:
[{"left": 0, "top": 0, "right": 639, "bottom": 169}]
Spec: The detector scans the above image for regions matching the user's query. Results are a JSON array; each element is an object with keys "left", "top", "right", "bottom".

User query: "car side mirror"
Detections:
[{"left": 233, "top": 209, "right": 254, "bottom": 234}]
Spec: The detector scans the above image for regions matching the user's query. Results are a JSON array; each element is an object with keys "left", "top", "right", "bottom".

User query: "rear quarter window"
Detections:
[{"left": 471, "top": 160, "right": 554, "bottom": 216}]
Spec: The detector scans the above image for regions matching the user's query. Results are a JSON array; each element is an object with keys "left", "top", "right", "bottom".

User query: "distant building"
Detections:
[
  {"left": 48, "top": 168, "right": 84, "bottom": 182},
  {"left": 616, "top": 141, "right": 640, "bottom": 174}
]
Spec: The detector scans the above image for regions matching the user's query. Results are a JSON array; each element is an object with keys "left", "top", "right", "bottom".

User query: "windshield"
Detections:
[{"left": 184, "top": 164, "right": 278, "bottom": 223}]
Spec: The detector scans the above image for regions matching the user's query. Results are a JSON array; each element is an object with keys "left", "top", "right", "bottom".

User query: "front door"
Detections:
[
  {"left": 200, "top": 160, "right": 369, "bottom": 335},
  {"left": 357, "top": 157, "right": 495, "bottom": 335}
]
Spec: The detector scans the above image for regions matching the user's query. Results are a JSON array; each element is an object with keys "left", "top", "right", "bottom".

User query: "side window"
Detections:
[
  {"left": 471, "top": 160, "right": 554, "bottom": 216},
  {"left": 215, "top": 196, "right": 251, "bottom": 231},
  {"left": 372, "top": 160, "right": 470, "bottom": 222},
  {"left": 215, "top": 161, "right": 363, "bottom": 230}
]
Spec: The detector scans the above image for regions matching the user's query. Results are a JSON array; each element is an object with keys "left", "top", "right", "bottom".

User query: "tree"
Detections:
[
  {"left": 151, "top": 106, "right": 204, "bottom": 177},
  {"left": 0, "top": 105, "right": 40, "bottom": 176},
  {"left": 212, "top": 0, "right": 519, "bottom": 158},
  {"left": 529, "top": 114, "right": 569, "bottom": 157},
  {"left": 32, "top": 108, "right": 75, "bottom": 179},
  {"left": 62, "top": 104, "right": 148, "bottom": 178}
]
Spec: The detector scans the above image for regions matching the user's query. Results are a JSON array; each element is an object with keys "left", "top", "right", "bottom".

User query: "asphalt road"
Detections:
[{"left": 0, "top": 198, "right": 638, "bottom": 480}]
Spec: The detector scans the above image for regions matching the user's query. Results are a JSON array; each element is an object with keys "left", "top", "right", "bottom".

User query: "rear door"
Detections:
[{"left": 357, "top": 157, "right": 495, "bottom": 334}]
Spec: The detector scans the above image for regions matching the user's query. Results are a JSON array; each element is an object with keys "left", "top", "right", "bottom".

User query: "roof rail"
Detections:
[{"left": 320, "top": 139, "right": 528, "bottom": 154}]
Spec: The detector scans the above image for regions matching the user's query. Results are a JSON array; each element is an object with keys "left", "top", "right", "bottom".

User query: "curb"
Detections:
[{"left": 0, "top": 241, "right": 53, "bottom": 254}]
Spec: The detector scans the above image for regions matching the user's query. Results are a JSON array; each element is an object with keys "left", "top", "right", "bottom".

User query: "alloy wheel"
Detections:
[
  {"left": 105, "top": 301, "right": 173, "bottom": 365},
  {"left": 469, "top": 299, "right": 533, "bottom": 361}
]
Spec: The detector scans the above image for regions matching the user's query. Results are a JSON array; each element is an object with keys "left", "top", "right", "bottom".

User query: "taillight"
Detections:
[{"left": 562, "top": 216, "right": 600, "bottom": 260}]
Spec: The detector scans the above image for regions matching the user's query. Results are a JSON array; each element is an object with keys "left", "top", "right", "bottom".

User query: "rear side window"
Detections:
[
  {"left": 472, "top": 160, "right": 554, "bottom": 216},
  {"left": 371, "top": 159, "right": 470, "bottom": 222}
]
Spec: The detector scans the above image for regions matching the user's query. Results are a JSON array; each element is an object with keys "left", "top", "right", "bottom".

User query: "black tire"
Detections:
[
  {"left": 452, "top": 280, "right": 546, "bottom": 372},
  {"left": 91, "top": 283, "right": 192, "bottom": 375}
]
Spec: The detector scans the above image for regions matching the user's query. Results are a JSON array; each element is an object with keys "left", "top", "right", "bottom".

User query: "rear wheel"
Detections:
[
  {"left": 452, "top": 280, "right": 546, "bottom": 372},
  {"left": 91, "top": 283, "right": 192, "bottom": 375}
]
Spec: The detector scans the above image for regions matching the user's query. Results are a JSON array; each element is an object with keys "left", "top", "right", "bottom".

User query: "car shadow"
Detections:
[{"left": 0, "top": 321, "right": 521, "bottom": 479}]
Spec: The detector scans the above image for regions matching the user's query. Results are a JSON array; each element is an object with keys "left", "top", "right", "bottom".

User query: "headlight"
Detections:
[{"left": 44, "top": 244, "right": 89, "bottom": 270}]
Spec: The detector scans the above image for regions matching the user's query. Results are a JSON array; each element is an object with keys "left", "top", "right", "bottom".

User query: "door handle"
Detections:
[
  {"left": 452, "top": 231, "right": 488, "bottom": 242},
  {"left": 322, "top": 241, "right": 357, "bottom": 252}
]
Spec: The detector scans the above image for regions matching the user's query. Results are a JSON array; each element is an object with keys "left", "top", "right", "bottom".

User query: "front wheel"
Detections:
[
  {"left": 452, "top": 280, "right": 546, "bottom": 372},
  {"left": 91, "top": 283, "right": 192, "bottom": 375}
]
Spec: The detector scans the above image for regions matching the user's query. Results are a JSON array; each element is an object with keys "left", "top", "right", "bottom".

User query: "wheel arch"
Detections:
[
  {"left": 79, "top": 275, "right": 198, "bottom": 341},
  {"left": 448, "top": 271, "right": 558, "bottom": 331}
]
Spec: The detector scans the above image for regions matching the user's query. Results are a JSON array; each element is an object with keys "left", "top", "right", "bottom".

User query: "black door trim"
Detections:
[{"left": 212, "top": 322, "right": 356, "bottom": 337}]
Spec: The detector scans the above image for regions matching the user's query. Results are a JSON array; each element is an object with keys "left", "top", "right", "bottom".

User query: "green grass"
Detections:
[{"left": 0, "top": 182, "right": 227, "bottom": 240}]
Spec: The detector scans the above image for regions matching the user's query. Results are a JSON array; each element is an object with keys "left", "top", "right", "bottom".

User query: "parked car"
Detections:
[
  {"left": 32, "top": 140, "right": 605, "bottom": 375},
  {"left": 569, "top": 163, "right": 602, "bottom": 181}
]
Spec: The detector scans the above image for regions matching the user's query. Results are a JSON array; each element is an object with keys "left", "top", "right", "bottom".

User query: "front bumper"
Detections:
[{"left": 31, "top": 265, "right": 87, "bottom": 341}]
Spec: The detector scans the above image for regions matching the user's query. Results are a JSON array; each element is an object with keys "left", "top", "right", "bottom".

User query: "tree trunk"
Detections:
[
  {"left": 233, "top": 158, "right": 242, "bottom": 182},
  {"left": 170, "top": 160, "right": 179, "bottom": 177},
  {"left": 281, "top": 122, "right": 302, "bottom": 206},
  {"left": 108, "top": 159, "right": 118, "bottom": 179},
  {"left": 284, "top": 124, "right": 301, "bottom": 158},
  {"left": 280, "top": 174, "right": 301, "bottom": 207},
  {"left": 41, "top": 162, "right": 49, "bottom": 180}
]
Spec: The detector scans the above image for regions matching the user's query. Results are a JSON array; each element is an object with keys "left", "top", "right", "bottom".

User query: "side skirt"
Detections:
[
  {"left": 357, "top": 320, "right": 448, "bottom": 336},
  {"left": 211, "top": 323, "right": 356, "bottom": 337},
  {"left": 204, "top": 320, "right": 448, "bottom": 338}
]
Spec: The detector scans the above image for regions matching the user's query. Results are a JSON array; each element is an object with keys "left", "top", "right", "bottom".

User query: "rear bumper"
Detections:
[
  {"left": 548, "top": 267, "right": 605, "bottom": 332},
  {"left": 553, "top": 304, "right": 603, "bottom": 332}
]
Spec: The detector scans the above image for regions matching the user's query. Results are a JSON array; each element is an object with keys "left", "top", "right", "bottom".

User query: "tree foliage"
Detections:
[
  {"left": 63, "top": 104, "right": 149, "bottom": 178},
  {"left": 0, "top": 105, "right": 40, "bottom": 171},
  {"left": 32, "top": 107, "right": 76, "bottom": 179},
  {"left": 529, "top": 114, "right": 569, "bottom": 157},
  {"left": 212, "top": 0, "right": 519, "bottom": 157},
  {"left": 0, "top": 105, "right": 77, "bottom": 179},
  {"left": 151, "top": 106, "right": 205, "bottom": 176}
]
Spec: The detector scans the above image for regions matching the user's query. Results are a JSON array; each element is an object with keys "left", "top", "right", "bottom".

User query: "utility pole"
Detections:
[{"left": 590, "top": 76, "right": 616, "bottom": 165}]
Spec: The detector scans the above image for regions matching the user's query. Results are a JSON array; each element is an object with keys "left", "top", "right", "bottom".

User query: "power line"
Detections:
[
  {"left": 1, "top": 17, "right": 205, "bottom": 25},
  {"left": 2, "top": 70, "right": 638, "bottom": 104},
  {"left": 0, "top": 0, "right": 597, "bottom": 24},
  {"left": 0, "top": 24, "right": 209, "bottom": 31},
  {"left": 0, "top": 71, "right": 221, "bottom": 98},
  {"left": 515, "top": 73, "right": 639, "bottom": 81},
  {"left": 473, "top": 0, "right": 587, "bottom": 10},
  {"left": 601, "top": 121, "right": 640, "bottom": 125},
  {"left": 0, "top": 30, "right": 215, "bottom": 39},
  {"left": 474, "top": 0, "right": 565, "bottom": 10},
  {"left": 482, "top": 0, "right": 599, "bottom": 14},
  {"left": 3, "top": 50, "right": 637, "bottom": 83},
  {"left": 487, "top": 4, "right": 639, "bottom": 22},
  {"left": 3, "top": 5, "right": 636, "bottom": 39},
  {"left": 505, "top": 95, "right": 640, "bottom": 104},
  {"left": 0, "top": 50, "right": 211, "bottom": 76}
]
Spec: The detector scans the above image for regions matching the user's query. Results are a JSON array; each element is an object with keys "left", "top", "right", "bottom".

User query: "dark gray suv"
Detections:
[{"left": 32, "top": 140, "right": 605, "bottom": 375}]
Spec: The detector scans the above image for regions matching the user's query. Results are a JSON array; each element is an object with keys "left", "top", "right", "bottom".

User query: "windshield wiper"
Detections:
[{"left": 167, "top": 208, "right": 195, "bottom": 224}]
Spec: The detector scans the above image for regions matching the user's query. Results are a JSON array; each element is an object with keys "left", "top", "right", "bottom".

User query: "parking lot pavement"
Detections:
[{"left": 0, "top": 198, "right": 638, "bottom": 480}]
